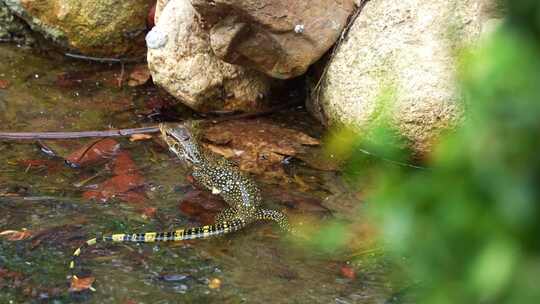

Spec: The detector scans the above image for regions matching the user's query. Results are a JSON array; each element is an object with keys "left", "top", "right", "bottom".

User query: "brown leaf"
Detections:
[
  {"left": 127, "top": 65, "right": 151, "bottom": 87},
  {"left": 69, "top": 276, "right": 96, "bottom": 292},
  {"left": 129, "top": 134, "right": 153, "bottom": 142},
  {"left": 141, "top": 207, "right": 157, "bottom": 218},
  {"left": 268, "top": 190, "right": 331, "bottom": 215},
  {"left": 203, "top": 119, "right": 320, "bottom": 179},
  {"left": 112, "top": 151, "right": 139, "bottom": 175},
  {"left": 0, "top": 79, "right": 10, "bottom": 89},
  {"left": 17, "top": 159, "right": 61, "bottom": 173},
  {"left": 65, "top": 139, "right": 120, "bottom": 168},
  {"left": 0, "top": 229, "right": 33, "bottom": 241},
  {"left": 179, "top": 190, "right": 226, "bottom": 225},
  {"left": 83, "top": 174, "right": 145, "bottom": 203}
]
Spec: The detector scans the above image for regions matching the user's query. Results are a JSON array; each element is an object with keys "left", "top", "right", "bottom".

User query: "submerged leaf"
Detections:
[
  {"left": 69, "top": 276, "right": 96, "bottom": 292},
  {"left": 65, "top": 139, "right": 120, "bottom": 168},
  {"left": 0, "top": 229, "right": 33, "bottom": 241}
]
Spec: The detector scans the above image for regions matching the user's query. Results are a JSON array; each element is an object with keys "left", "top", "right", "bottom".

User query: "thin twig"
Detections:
[
  {"left": 0, "top": 126, "right": 160, "bottom": 140},
  {"left": 64, "top": 53, "right": 146, "bottom": 64}
]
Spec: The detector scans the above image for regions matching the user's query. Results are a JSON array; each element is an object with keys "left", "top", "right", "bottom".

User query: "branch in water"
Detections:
[{"left": 0, "top": 126, "right": 160, "bottom": 140}]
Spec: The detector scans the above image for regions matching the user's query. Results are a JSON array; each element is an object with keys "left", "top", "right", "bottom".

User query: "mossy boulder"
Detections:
[{"left": 3, "top": 0, "right": 151, "bottom": 57}]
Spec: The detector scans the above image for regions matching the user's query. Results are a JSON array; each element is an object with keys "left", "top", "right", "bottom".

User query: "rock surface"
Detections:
[
  {"left": 308, "top": 0, "right": 500, "bottom": 152},
  {"left": 3, "top": 0, "right": 151, "bottom": 57},
  {"left": 192, "top": 0, "right": 356, "bottom": 79},
  {"left": 146, "top": 0, "right": 273, "bottom": 112}
]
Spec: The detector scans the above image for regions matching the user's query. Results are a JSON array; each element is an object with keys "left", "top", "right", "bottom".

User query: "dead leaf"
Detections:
[
  {"left": 65, "top": 139, "right": 120, "bottom": 168},
  {"left": 267, "top": 190, "right": 331, "bottom": 215},
  {"left": 179, "top": 190, "right": 226, "bottom": 225},
  {"left": 83, "top": 174, "right": 145, "bottom": 203},
  {"left": 69, "top": 276, "right": 96, "bottom": 292},
  {"left": 17, "top": 159, "right": 61, "bottom": 173},
  {"left": 112, "top": 151, "right": 139, "bottom": 175},
  {"left": 127, "top": 65, "right": 151, "bottom": 87},
  {"left": 129, "top": 134, "right": 153, "bottom": 142},
  {"left": 0, "top": 79, "right": 10, "bottom": 89},
  {"left": 0, "top": 229, "right": 33, "bottom": 241},
  {"left": 203, "top": 119, "right": 320, "bottom": 180},
  {"left": 141, "top": 207, "right": 157, "bottom": 219}
]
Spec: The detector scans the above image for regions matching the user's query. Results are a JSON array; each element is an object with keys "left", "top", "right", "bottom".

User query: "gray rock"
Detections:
[
  {"left": 147, "top": 0, "right": 273, "bottom": 112},
  {"left": 308, "top": 0, "right": 501, "bottom": 152}
]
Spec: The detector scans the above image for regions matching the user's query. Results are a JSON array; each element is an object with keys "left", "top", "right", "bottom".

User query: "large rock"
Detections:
[
  {"left": 191, "top": 0, "right": 356, "bottom": 79},
  {"left": 308, "top": 0, "right": 500, "bottom": 152},
  {"left": 3, "top": 0, "right": 151, "bottom": 57},
  {"left": 146, "top": 0, "right": 273, "bottom": 112}
]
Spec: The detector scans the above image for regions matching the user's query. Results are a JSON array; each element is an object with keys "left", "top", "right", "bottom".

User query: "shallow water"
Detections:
[{"left": 0, "top": 44, "right": 401, "bottom": 304}]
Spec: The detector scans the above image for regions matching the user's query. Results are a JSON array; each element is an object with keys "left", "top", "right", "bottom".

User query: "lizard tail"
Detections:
[{"left": 69, "top": 218, "right": 247, "bottom": 279}]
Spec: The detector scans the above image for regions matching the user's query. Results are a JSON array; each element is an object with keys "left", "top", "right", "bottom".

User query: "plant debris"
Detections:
[{"left": 203, "top": 119, "right": 320, "bottom": 179}]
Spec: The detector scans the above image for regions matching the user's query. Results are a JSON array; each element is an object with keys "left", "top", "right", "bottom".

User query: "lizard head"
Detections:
[{"left": 159, "top": 121, "right": 203, "bottom": 165}]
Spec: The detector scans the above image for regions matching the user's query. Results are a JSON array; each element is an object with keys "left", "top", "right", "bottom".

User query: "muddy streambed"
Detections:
[{"left": 0, "top": 45, "right": 401, "bottom": 303}]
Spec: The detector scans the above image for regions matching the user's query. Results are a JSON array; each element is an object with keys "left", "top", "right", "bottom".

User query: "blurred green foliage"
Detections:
[{"left": 332, "top": 1, "right": 540, "bottom": 303}]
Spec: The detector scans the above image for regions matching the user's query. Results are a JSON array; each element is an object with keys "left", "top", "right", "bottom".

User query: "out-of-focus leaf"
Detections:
[
  {"left": 0, "top": 79, "right": 10, "bottom": 89},
  {"left": 339, "top": 265, "right": 356, "bottom": 279}
]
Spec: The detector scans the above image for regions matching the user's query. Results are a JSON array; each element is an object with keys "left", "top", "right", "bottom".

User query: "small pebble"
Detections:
[
  {"left": 208, "top": 278, "right": 221, "bottom": 289},
  {"left": 160, "top": 274, "right": 188, "bottom": 282}
]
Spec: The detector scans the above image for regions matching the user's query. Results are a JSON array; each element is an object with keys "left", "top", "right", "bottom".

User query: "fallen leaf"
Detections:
[
  {"left": 112, "top": 151, "right": 139, "bottom": 175},
  {"left": 340, "top": 265, "right": 356, "bottom": 279},
  {"left": 0, "top": 229, "right": 33, "bottom": 241},
  {"left": 69, "top": 276, "right": 96, "bottom": 292},
  {"left": 129, "top": 134, "right": 153, "bottom": 142},
  {"left": 65, "top": 139, "right": 120, "bottom": 168},
  {"left": 17, "top": 159, "right": 61, "bottom": 173},
  {"left": 203, "top": 119, "right": 320, "bottom": 179},
  {"left": 208, "top": 278, "right": 222, "bottom": 289},
  {"left": 127, "top": 65, "right": 151, "bottom": 87},
  {"left": 179, "top": 190, "right": 226, "bottom": 225},
  {"left": 141, "top": 207, "right": 157, "bottom": 218},
  {"left": 266, "top": 190, "right": 331, "bottom": 215},
  {"left": 83, "top": 174, "right": 145, "bottom": 203},
  {"left": 0, "top": 79, "right": 10, "bottom": 89}
]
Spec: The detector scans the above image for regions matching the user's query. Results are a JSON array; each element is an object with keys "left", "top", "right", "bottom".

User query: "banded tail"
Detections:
[{"left": 69, "top": 218, "right": 247, "bottom": 280}]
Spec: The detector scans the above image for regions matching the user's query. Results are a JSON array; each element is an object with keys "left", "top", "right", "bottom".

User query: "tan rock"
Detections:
[
  {"left": 4, "top": 0, "right": 151, "bottom": 58},
  {"left": 308, "top": 0, "right": 501, "bottom": 152},
  {"left": 192, "top": 0, "right": 356, "bottom": 79},
  {"left": 146, "top": 0, "right": 273, "bottom": 112}
]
